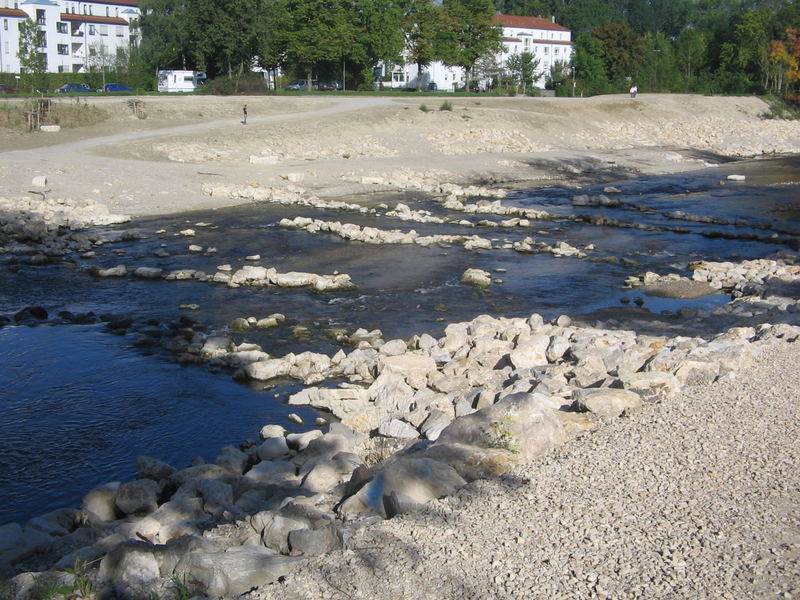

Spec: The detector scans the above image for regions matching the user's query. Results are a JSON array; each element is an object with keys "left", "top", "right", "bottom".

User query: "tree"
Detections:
[
  {"left": 675, "top": 28, "right": 707, "bottom": 83},
  {"left": 506, "top": 50, "right": 539, "bottom": 93},
  {"left": 284, "top": 0, "right": 355, "bottom": 86},
  {"left": 255, "top": 0, "right": 290, "bottom": 90},
  {"left": 349, "top": 0, "right": 406, "bottom": 89},
  {"left": 436, "top": 0, "right": 501, "bottom": 89},
  {"left": 401, "top": 0, "right": 440, "bottom": 91},
  {"left": 572, "top": 31, "right": 611, "bottom": 95},
  {"left": 137, "top": 0, "right": 192, "bottom": 72},
  {"left": 592, "top": 21, "right": 645, "bottom": 86},
  {"left": 87, "top": 42, "right": 117, "bottom": 88},
  {"left": 636, "top": 32, "right": 679, "bottom": 92},
  {"left": 546, "top": 59, "right": 571, "bottom": 92},
  {"left": 556, "top": 0, "right": 621, "bottom": 33},
  {"left": 766, "top": 28, "right": 800, "bottom": 94},
  {"left": 18, "top": 18, "right": 46, "bottom": 91},
  {"left": 185, "top": 0, "right": 261, "bottom": 82}
]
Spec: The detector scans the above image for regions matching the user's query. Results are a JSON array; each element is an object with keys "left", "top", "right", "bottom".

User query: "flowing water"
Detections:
[{"left": 1, "top": 156, "right": 798, "bottom": 525}]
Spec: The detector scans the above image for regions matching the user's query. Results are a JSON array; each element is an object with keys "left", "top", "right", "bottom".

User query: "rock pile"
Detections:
[
  {"left": 626, "top": 256, "right": 800, "bottom": 298},
  {"left": 89, "top": 261, "right": 356, "bottom": 293},
  {"left": 577, "top": 117, "right": 800, "bottom": 156},
  {"left": 200, "top": 183, "right": 373, "bottom": 213},
  {"left": 278, "top": 216, "right": 589, "bottom": 258},
  {"left": 426, "top": 127, "right": 553, "bottom": 155}
]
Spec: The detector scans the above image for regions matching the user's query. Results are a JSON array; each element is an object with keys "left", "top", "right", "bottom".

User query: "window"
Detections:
[
  {"left": 88, "top": 24, "right": 95, "bottom": 35},
  {"left": 58, "top": 65, "right": 65, "bottom": 72},
  {"left": 116, "top": 25, "right": 123, "bottom": 37},
  {"left": 392, "top": 71, "right": 405, "bottom": 83},
  {"left": 57, "top": 44, "right": 68, "bottom": 55},
  {"left": 105, "top": 7, "right": 108, "bottom": 16},
  {"left": 57, "top": 22, "right": 67, "bottom": 33},
  {"left": 88, "top": 46, "right": 96, "bottom": 56},
  {"left": 36, "top": 9, "right": 45, "bottom": 25},
  {"left": 99, "top": 24, "right": 108, "bottom": 35},
  {"left": 3, "top": 19, "right": 7, "bottom": 31}
]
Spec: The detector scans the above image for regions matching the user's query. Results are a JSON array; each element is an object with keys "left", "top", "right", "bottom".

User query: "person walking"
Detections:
[
  {"left": 629, "top": 85, "right": 638, "bottom": 98},
  {"left": 242, "top": 104, "right": 247, "bottom": 124}
]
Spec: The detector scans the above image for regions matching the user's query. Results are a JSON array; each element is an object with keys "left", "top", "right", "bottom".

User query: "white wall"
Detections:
[{"left": 0, "top": 0, "right": 138, "bottom": 74}]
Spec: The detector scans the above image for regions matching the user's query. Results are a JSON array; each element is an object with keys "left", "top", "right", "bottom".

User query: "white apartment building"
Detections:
[
  {"left": 387, "top": 13, "right": 573, "bottom": 91},
  {"left": 0, "top": 0, "right": 138, "bottom": 74}
]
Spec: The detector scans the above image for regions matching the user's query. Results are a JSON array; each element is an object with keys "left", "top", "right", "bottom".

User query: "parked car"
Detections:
[
  {"left": 317, "top": 81, "right": 342, "bottom": 91},
  {"left": 99, "top": 83, "right": 133, "bottom": 92},
  {"left": 55, "top": 83, "right": 91, "bottom": 93},
  {"left": 0, "top": 84, "right": 18, "bottom": 94},
  {"left": 286, "top": 79, "right": 318, "bottom": 91},
  {"left": 427, "top": 82, "right": 438, "bottom": 91}
]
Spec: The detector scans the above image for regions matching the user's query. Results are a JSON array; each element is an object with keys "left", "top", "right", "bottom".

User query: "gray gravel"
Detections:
[{"left": 255, "top": 340, "right": 800, "bottom": 600}]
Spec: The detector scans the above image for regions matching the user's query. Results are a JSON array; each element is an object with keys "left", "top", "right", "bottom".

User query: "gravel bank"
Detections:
[{"left": 257, "top": 340, "right": 800, "bottom": 600}]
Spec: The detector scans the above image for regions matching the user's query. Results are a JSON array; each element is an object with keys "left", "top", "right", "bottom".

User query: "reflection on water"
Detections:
[{"left": 0, "top": 156, "right": 797, "bottom": 525}]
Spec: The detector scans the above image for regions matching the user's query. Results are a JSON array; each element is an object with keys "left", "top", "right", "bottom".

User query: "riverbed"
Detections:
[{"left": 1, "top": 156, "right": 798, "bottom": 526}]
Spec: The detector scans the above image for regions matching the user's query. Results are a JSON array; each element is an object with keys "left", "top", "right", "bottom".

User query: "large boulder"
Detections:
[
  {"left": 380, "top": 354, "right": 437, "bottom": 389},
  {"left": 178, "top": 545, "right": 305, "bottom": 597},
  {"left": 338, "top": 457, "right": 466, "bottom": 518},
  {"left": 115, "top": 479, "right": 160, "bottom": 516},
  {"left": 288, "top": 524, "right": 342, "bottom": 556},
  {"left": 82, "top": 482, "right": 121, "bottom": 522},
  {"left": 434, "top": 392, "right": 566, "bottom": 460},
  {"left": 573, "top": 388, "right": 642, "bottom": 419}
]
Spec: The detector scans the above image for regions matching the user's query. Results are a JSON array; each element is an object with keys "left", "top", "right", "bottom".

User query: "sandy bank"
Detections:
[{"left": 0, "top": 94, "right": 798, "bottom": 218}]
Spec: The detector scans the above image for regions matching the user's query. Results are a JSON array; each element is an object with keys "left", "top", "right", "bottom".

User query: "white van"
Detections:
[{"left": 157, "top": 70, "right": 207, "bottom": 93}]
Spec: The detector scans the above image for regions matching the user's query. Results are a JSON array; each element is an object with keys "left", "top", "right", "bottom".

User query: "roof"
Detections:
[
  {"left": 20, "top": 0, "right": 59, "bottom": 6},
  {"left": 502, "top": 38, "right": 574, "bottom": 46},
  {"left": 60, "top": 13, "right": 130, "bottom": 25},
  {"left": 80, "top": 0, "right": 138, "bottom": 6},
  {"left": 492, "top": 14, "right": 571, "bottom": 33},
  {"left": 0, "top": 8, "right": 28, "bottom": 17}
]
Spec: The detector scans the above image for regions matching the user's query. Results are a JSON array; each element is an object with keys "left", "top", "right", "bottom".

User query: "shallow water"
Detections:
[{"left": 0, "top": 155, "right": 798, "bottom": 525}]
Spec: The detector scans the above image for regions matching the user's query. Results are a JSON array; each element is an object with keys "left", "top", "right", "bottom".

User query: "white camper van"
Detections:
[{"left": 157, "top": 70, "right": 207, "bottom": 93}]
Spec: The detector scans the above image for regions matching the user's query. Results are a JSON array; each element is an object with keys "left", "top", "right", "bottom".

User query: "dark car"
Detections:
[
  {"left": 286, "top": 79, "right": 319, "bottom": 91},
  {"left": 317, "top": 81, "right": 342, "bottom": 91},
  {"left": 99, "top": 83, "right": 133, "bottom": 92},
  {"left": 427, "top": 82, "right": 438, "bottom": 91},
  {"left": 0, "top": 84, "right": 17, "bottom": 94},
  {"left": 55, "top": 83, "right": 91, "bottom": 94}
]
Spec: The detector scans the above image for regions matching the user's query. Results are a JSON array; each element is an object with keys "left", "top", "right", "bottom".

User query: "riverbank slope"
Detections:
[{"left": 1, "top": 94, "right": 798, "bottom": 218}]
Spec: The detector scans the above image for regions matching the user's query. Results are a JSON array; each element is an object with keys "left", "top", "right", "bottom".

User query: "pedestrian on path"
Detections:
[{"left": 242, "top": 104, "right": 247, "bottom": 124}]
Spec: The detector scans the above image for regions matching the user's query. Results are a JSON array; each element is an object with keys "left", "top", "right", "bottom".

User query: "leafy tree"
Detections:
[
  {"left": 255, "top": 0, "right": 290, "bottom": 90},
  {"left": 494, "top": 0, "right": 551, "bottom": 17},
  {"left": 766, "top": 28, "right": 800, "bottom": 94},
  {"left": 474, "top": 51, "right": 502, "bottom": 89},
  {"left": 436, "top": 0, "right": 501, "bottom": 89},
  {"left": 349, "top": 0, "right": 406, "bottom": 89},
  {"left": 546, "top": 59, "right": 572, "bottom": 93},
  {"left": 185, "top": 0, "right": 261, "bottom": 82},
  {"left": 592, "top": 20, "right": 645, "bottom": 85},
  {"left": 137, "top": 0, "right": 192, "bottom": 71},
  {"left": 506, "top": 50, "right": 540, "bottom": 93},
  {"left": 284, "top": 0, "right": 355, "bottom": 85},
  {"left": 572, "top": 30, "right": 611, "bottom": 95},
  {"left": 18, "top": 18, "right": 46, "bottom": 92},
  {"left": 636, "top": 32, "right": 680, "bottom": 92},
  {"left": 401, "top": 0, "right": 440, "bottom": 90},
  {"left": 675, "top": 27, "right": 707, "bottom": 84},
  {"left": 557, "top": 0, "right": 621, "bottom": 33}
]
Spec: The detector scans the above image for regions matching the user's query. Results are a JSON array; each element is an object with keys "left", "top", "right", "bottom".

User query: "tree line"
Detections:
[{"left": 126, "top": 0, "right": 800, "bottom": 99}]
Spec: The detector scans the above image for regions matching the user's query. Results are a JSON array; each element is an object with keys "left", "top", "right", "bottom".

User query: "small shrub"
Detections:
[
  {"left": 419, "top": 104, "right": 430, "bottom": 112},
  {"left": 170, "top": 576, "right": 192, "bottom": 600},
  {"left": 487, "top": 416, "right": 519, "bottom": 454},
  {"left": 439, "top": 100, "right": 453, "bottom": 111}
]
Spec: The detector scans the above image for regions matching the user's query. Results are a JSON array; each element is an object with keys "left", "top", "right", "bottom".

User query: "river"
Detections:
[{"left": 1, "top": 155, "right": 798, "bottom": 525}]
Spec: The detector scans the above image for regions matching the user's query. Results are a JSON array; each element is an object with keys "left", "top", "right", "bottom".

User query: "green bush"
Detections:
[
  {"left": 439, "top": 100, "right": 453, "bottom": 111},
  {"left": 419, "top": 104, "right": 430, "bottom": 112}
]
